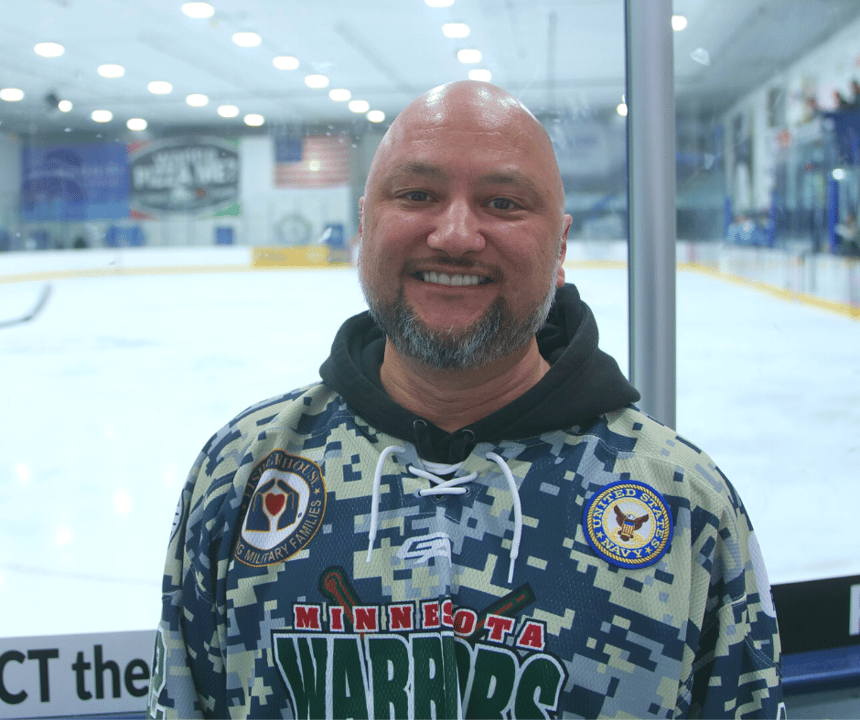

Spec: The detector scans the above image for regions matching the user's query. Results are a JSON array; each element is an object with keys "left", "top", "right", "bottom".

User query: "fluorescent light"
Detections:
[
  {"left": 305, "top": 74, "right": 329, "bottom": 89},
  {"left": 329, "top": 88, "right": 351, "bottom": 102},
  {"left": 98, "top": 64, "right": 125, "bottom": 78},
  {"left": 127, "top": 118, "right": 147, "bottom": 131},
  {"left": 468, "top": 69, "right": 492, "bottom": 82},
  {"left": 425, "top": 0, "right": 454, "bottom": 6},
  {"left": 348, "top": 99, "right": 369, "bottom": 113},
  {"left": 218, "top": 104, "right": 240, "bottom": 118},
  {"left": 91, "top": 109, "right": 113, "bottom": 122},
  {"left": 233, "top": 32, "right": 261, "bottom": 47},
  {"left": 148, "top": 81, "right": 173, "bottom": 94},
  {"left": 186, "top": 93, "right": 209, "bottom": 107},
  {"left": 443, "top": 23, "right": 469, "bottom": 38},
  {"left": 182, "top": 2, "right": 214, "bottom": 18},
  {"left": 35, "top": 42, "right": 64, "bottom": 58},
  {"left": 366, "top": 110, "right": 385, "bottom": 123},
  {"left": 244, "top": 113, "right": 265, "bottom": 126},
  {"left": 832, "top": 168, "right": 847, "bottom": 181},
  {"left": 616, "top": 102, "right": 628, "bottom": 117},
  {"left": 671, "top": 15, "right": 687, "bottom": 31},
  {"left": 273, "top": 56, "right": 299, "bottom": 70},
  {"left": 457, "top": 49, "right": 482, "bottom": 64},
  {"left": 58, "top": 99, "right": 73, "bottom": 112},
  {"left": 0, "top": 88, "right": 24, "bottom": 102}
]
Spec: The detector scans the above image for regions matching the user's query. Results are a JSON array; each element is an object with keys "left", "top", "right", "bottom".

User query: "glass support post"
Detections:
[{"left": 625, "top": 0, "right": 677, "bottom": 427}]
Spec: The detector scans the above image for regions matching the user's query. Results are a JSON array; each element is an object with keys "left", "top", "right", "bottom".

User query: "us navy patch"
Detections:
[
  {"left": 583, "top": 480, "right": 673, "bottom": 569},
  {"left": 235, "top": 451, "right": 326, "bottom": 567}
]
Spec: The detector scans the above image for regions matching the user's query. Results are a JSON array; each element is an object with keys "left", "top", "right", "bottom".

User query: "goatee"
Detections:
[{"left": 363, "top": 283, "right": 556, "bottom": 371}]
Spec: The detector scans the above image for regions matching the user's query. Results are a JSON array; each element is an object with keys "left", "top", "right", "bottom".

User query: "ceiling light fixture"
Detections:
[
  {"left": 34, "top": 42, "right": 65, "bottom": 58},
  {"left": 148, "top": 81, "right": 173, "bottom": 94},
  {"left": 366, "top": 110, "right": 385, "bottom": 123},
  {"left": 468, "top": 68, "right": 492, "bottom": 82},
  {"left": 456, "top": 49, "right": 482, "bottom": 64},
  {"left": 425, "top": 0, "right": 454, "bottom": 6},
  {"left": 671, "top": 15, "right": 688, "bottom": 31},
  {"left": 58, "top": 99, "right": 73, "bottom": 112},
  {"left": 442, "top": 23, "right": 469, "bottom": 38},
  {"left": 218, "top": 104, "right": 239, "bottom": 118},
  {"left": 348, "top": 99, "right": 369, "bottom": 114},
  {"left": 91, "top": 109, "right": 113, "bottom": 122},
  {"left": 244, "top": 113, "right": 265, "bottom": 126},
  {"left": 182, "top": 2, "right": 214, "bottom": 19},
  {"left": 0, "top": 88, "right": 24, "bottom": 102},
  {"left": 329, "top": 88, "right": 351, "bottom": 102},
  {"left": 127, "top": 118, "right": 148, "bottom": 131},
  {"left": 98, "top": 64, "right": 125, "bottom": 78},
  {"left": 273, "top": 56, "right": 299, "bottom": 70},
  {"left": 233, "top": 32, "right": 261, "bottom": 47},
  {"left": 304, "top": 74, "right": 329, "bottom": 89},
  {"left": 186, "top": 93, "right": 209, "bottom": 107},
  {"left": 616, "top": 102, "right": 628, "bottom": 117}
]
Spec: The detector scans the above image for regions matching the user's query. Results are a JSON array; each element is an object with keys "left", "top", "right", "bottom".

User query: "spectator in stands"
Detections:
[
  {"left": 753, "top": 212, "right": 775, "bottom": 247},
  {"left": 849, "top": 79, "right": 860, "bottom": 110},
  {"left": 727, "top": 213, "right": 755, "bottom": 245},
  {"left": 835, "top": 214, "right": 859, "bottom": 256},
  {"left": 833, "top": 89, "right": 851, "bottom": 111},
  {"left": 803, "top": 95, "right": 820, "bottom": 122}
]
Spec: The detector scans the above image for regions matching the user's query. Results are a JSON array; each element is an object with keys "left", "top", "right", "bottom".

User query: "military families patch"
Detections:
[
  {"left": 583, "top": 480, "right": 673, "bottom": 569},
  {"left": 234, "top": 451, "right": 326, "bottom": 567}
]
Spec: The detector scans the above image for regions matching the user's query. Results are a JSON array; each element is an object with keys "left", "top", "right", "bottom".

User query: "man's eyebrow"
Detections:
[
  {"left": 389, "top": 162, "right": 448, "bottom": 180},
  {"left": 480, "top": 171, "right": 543, "bottom": 197}
]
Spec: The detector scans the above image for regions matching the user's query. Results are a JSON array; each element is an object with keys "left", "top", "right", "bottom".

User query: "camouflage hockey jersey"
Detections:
[{"left": 148, "top": 386, "right": 783, "bottom": 719}]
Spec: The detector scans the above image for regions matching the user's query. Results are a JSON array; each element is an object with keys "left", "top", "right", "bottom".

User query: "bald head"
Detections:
[{"left": 365, "top": 81, "right": 565, "bottom": 214}]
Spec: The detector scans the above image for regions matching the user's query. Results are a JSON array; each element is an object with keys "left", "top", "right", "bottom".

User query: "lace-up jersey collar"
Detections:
[{"left": 366, "top": 446, "right": 523, "bottom": 585}]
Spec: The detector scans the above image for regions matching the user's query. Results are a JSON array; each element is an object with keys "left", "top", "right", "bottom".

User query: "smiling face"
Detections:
[{"left": 358, "top": 81, "right": 571, "bottom": 370}]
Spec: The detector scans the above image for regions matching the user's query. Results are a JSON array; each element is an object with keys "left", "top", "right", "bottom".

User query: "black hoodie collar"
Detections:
[{"left": 319, "top": 283, "right": 639, "bottom": 463}]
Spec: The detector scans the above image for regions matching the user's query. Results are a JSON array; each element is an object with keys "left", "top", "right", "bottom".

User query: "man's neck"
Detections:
[{"left": 379, "top": 339, "right": 550, "bottom": 433}]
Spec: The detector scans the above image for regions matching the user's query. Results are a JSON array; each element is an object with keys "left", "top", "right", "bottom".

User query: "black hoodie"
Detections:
[{"left": 319, "top": 283, "right": 639, "bottom": 464}]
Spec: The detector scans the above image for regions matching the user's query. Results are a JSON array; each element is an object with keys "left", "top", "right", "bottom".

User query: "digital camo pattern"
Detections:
[{"left": 148, "top": 383, "right": 783, "bottom": 719}]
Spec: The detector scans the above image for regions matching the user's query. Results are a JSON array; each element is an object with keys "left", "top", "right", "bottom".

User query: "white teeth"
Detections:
[{"left": 421, "top": 271, "right": 484, "bottom": 286}]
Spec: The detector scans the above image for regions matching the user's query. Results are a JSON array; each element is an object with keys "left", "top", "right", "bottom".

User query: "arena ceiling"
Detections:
[{"left": 1, "top": 0, "right": 859, "bottom": 137}]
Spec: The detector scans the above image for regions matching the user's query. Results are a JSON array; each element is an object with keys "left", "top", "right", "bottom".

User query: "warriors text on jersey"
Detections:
[{"left": 149, "top": 284, "right": 782, "bottom": 718}]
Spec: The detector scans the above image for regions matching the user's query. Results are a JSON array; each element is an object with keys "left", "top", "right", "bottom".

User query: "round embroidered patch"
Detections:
[
  {"left": 583, "top": 480, "right": 673, "bottom": 569},
  {"left": 234, "top": 451, "right": 327, "bottom": 567}
]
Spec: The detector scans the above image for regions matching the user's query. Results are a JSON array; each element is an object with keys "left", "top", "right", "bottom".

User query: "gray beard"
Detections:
[{"left": 363, "top": 282, "right": 556, "bottom": 371}]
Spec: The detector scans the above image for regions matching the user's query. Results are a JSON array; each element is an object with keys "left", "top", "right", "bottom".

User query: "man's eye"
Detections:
[
  {"left": 404, "top": 190, "right": 430, "bottom": 202},
  {"left": 490, "top": 198, "right": 517, "bottom": 211}
]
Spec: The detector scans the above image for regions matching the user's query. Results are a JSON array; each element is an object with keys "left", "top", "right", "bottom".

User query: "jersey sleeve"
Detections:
[
  {"left": 686, "top": 474, "right": 784, "bottom": 719},
  {"left": 147, "top": 438, "right": 236, "bottom": 719}
]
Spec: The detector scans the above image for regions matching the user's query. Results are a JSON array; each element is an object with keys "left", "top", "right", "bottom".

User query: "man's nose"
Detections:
[{"left": 426, "top": 199, "right": 485, "bottom": 255}]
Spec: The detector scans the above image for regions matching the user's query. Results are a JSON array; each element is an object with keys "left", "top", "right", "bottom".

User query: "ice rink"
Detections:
[{"left": 1, "top": 261, "right": 858, "bottom": 638}]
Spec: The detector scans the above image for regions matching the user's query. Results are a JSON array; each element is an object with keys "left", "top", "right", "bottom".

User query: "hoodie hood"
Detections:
[{"left": 319, "top": 283, "right": 639, "bottom": 463}]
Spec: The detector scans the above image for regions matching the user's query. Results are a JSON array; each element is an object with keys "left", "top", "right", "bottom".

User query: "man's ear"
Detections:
[{"left": 557, "top": 214, "right": 572, "bottom": 287}]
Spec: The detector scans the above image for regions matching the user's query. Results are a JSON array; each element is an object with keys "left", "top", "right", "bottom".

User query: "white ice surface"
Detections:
[{"left": 0, "top": 265, "right": 857, "bottom": 637}]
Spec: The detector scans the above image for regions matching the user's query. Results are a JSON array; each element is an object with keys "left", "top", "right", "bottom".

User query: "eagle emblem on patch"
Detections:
[
  {"left": 583, "top": 480, "right": 673, "bottom": 569},
  {"left": 234, "top": 451, "right": 326, "bottom": 567}
]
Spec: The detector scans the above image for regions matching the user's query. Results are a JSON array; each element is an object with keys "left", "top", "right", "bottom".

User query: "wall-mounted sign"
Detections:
[
  {"left": 129, "top": 137, "right": 239, "bottom": 216},
  {"left": 0, "top": 630, "right": 153, "bottom": 719}
]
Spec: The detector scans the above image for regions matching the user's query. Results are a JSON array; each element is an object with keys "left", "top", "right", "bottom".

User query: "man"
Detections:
[{"left": 149, "top": 81, "right": 783, "bottom": 719}]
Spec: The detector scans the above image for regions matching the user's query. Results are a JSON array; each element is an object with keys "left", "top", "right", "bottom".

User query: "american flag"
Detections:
[{"left": 273, "top": 134, "right": 352, "bottom": 188}]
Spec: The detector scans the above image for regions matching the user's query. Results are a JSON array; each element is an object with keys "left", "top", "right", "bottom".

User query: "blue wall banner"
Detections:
[{"left": 20, "top": 144, "right": 129, "bottom": 221}]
